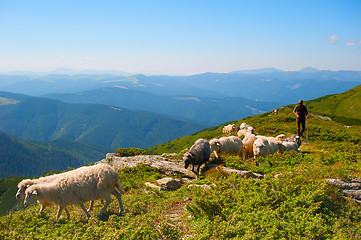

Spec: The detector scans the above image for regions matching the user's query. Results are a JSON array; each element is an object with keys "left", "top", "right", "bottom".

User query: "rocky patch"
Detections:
[{"left": 326, "top": 178, "right": 361, "bottom": 203}]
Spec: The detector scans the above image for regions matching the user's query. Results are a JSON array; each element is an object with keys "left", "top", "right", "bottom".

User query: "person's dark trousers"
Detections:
[{"left": 296, "top": 117, "right": 306, "bottom": 137}]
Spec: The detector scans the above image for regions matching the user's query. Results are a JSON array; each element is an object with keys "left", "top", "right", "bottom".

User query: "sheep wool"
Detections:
[
  {"left": 24, "top": 163, "right": 124, "bottom": 219},
  {"left": 210, "top": 136, "right": 243, "bottom": 158}
]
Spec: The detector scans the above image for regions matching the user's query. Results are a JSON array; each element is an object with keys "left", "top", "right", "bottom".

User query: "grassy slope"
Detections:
[
  {"left": 1, "top": 86, "right": 361, "bottom": 239},
  {"left": 307, "top": 84, "right": 361, "bottom": 125},
  {"left": 147, "top": 84, "right": 361, "bottom": 155},
  {"left": 1, "top": 105, "right": 361, "bottom": 239}
]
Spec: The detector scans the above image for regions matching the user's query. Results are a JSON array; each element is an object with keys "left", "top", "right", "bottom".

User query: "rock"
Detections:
[
  {"left": 161, "top": 153, "right": 180, "bottom": 159},
  {"left": 221, "top": 167, "right": 264, "bottom": 179},
  {"left": 144, "top": 182, "right": 166, "bottom": 191},
  {"left": 326, "top": 178, "right": 361, "bottom": 203},
  {"left": 326, "top": 179, "right": 361, "bottom": 190},
  {"left": 310, "top": 113, "right": 331, "bottom": 121},
  {"left": 102, "top": 154, "right": 197, "bottom": 179},
  {"left": 342, "top": 190, "right": 361, "bottom": 200},
  {"left": 156, "top": 177, "right": 182, "bottom": 191},
  {"left": 181, "top": 178, "right": 194, "bottom": 183},
  {"left": 188, "top": 184, "right": 212, "bottom": 190}
]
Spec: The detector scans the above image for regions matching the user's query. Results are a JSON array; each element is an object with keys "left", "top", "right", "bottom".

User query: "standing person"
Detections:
[{"left": 293, "top": 100, "right": 308, "bottom": 137}]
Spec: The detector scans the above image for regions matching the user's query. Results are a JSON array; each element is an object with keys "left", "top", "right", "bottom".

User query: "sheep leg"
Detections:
[
  {"left": 98, "top": 196, "right": 111, "bottom": 218},
  {"left": 196, "top": 165, "right": 201, "bottom": 179},
  {"left": 56, "top": 206, "right": 63, "bottom": 220},
  {"left": 64, "top": 207, "right": 70, "bottom": 220},
  {"left": 112, "top": 189, "right": 124, "bottom": 213},
  {"left": 79, "top": 203, "right": 91, "bottom": 218},
  {"left": 87, "top": 200, "right": 94, "bottom": 212},
  {"left": 39, "top": 203, "right": 46, "bottom": 214}
]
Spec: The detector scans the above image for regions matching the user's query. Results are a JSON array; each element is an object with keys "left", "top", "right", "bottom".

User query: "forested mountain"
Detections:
[
  {"left": 0, "top": 132, "right": 112, "bottom": 177},
  {"left": 0, "top": 95, "right": 209, "bottom": 148}
]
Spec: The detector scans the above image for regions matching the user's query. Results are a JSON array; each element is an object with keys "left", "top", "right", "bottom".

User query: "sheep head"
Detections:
[
  {"left": 24, "top": 188, "right": 40, "bottom": 207},
  {"left": 209, "top": 139, "right": 220, "bottom": 152},
  {"left": 15, "top": 184, "right": 29, "bottom": 199},
  {"left": 183, "top": 152, "right": 195, "bottom": 169},
  {"left": 16, "top": 179, "right": 34, "bottom": 199}
]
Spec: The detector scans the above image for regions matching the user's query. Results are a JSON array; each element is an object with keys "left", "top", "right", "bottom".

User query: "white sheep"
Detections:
[
  {"left": 286, "top": 134, "right": 302, "bottom": 147},
  {"left": 16, "top": 173, "right": 75, "bottom": 218},
  {"left": 253, "top": 137, "right": 280, "bottom": 158},
  {"left": 24, "top": 163, "right": 125, "bottom": 219},
  {"left": 237, "top": 123, "right": 255, "bottom": 137},
  {"left": 209, "top": 136, "right": 243, "bottom": 158},
  {"left": 222, "top": 124, "right": 236, "bottom": 135},
  {"left": 278, "top": 134, "right": 301, "bottom": 153},
  {"left": 16, "top": 168, "right": 107, "bottom": 216},
  {"left": 278, "top": 141, "right": 300, "bottom": 153},
  {"left": 275, "top": 134, "right": 287, "bottom": 142}
]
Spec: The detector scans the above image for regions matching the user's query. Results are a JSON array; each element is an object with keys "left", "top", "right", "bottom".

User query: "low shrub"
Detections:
[{"left": 115, "top": 147, "right": 146, "bottom": 157}]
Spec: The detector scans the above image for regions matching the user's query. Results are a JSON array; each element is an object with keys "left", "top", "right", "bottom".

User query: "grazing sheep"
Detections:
[
  {"left": 16, "top": 173, "right": 74, "bottom": 218},
  {"left": 237, "top": 123, "right": 255, "bottom": 137},
  {"left": 24, "top": 163, "right": 125, "bottom": 219},
  {"left": 16, "top": 167, "right": 109, "bottom": 215},
  {"left": 242, "top": 133, "right": 257, "bottom": 159},
  {"left": 278, "top": 134, "right": 301, "bottom": 153},
  {"left": 278, "top": 141, "right": 300, "bottom": 153},
  {"left": 286, "top": 134, "right": 302, "bottom": 147},
  {"left": 183, "top": 139, "right": 211, "bottom": 178},
  {"left": 209, "top": 136, "right": 243, "bottom": 158},
  {"left": 222, "top": 124, "right": 236, "bottom": 135},
  {"left": 253, "top": 137, "right": 280, "bottom": 158},
  {"left": 275, "top": 134, "right": 287, "bottom": 142}
]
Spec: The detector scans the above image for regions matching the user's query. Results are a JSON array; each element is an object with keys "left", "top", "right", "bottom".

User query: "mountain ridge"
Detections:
[{"left": 0, "top": 95, "right": 209, "bottom": 149}]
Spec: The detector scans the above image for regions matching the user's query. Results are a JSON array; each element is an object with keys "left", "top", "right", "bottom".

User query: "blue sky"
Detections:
[{"left": 0, "top": 0, "right": 360, "bottom": 75}]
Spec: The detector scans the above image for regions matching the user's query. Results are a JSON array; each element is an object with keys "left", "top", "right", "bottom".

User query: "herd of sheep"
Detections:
[
  {"left": 16, "top": 122, "right": 300, "bottom": 220},
  {"left": 183, "top": 122, "right": 301, "bottom": 177}
]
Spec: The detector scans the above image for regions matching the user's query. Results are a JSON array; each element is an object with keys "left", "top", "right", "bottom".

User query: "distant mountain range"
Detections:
[
  {"left": 42, "top": 87, "right": 278, "bottom": 125},
  {"left": 1, "top": 69, "right": 360, "bottom": 103},
  {"left": 0, "top": 92, "right": 209, "bottom": 149}
]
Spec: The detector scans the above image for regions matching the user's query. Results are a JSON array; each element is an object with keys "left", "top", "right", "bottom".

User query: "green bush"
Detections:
[{"left": 115, "top": 147, "right": 146, "bottom": 157}]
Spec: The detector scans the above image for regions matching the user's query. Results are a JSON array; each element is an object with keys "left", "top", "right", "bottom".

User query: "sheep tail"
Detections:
[{"left": 115, "top": 181, "right": 125, "bottom": 194}]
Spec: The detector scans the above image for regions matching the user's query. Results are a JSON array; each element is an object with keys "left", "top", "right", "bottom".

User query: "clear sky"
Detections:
[{"left": 0, "top": 0, "right": 360, "bottom": 75}]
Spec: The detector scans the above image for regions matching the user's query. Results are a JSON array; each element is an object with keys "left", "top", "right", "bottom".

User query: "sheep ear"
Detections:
[
  {"left": 188, "top": 153, "right": 195, "bottom": 159},
  {"left": 32, "top": 190, "right": 38, "bottom": 195}
]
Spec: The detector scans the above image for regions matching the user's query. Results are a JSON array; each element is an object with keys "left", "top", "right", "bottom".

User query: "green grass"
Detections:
[{"left": 307, "top": 84, "right": 361, "bottom": 125}]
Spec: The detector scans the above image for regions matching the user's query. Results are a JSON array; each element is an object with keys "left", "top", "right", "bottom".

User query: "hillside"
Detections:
[
  {"left": 1, "top": 101, "right": 361, "bottom": 238},
  {"left": 0, "top": 95, "right": 209, "bottom": 149},
  {"left": 0, "top": 132, "right": 112, "bottom": 177},
  {"left": 1, "top": 87, "right": 361, "bottom": 239},
  {"left": 307, "top": 84, "right": 361, "bottom": 125},
  {"left": 147, "top": 84, "right": 361, "bottom": 154}
]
